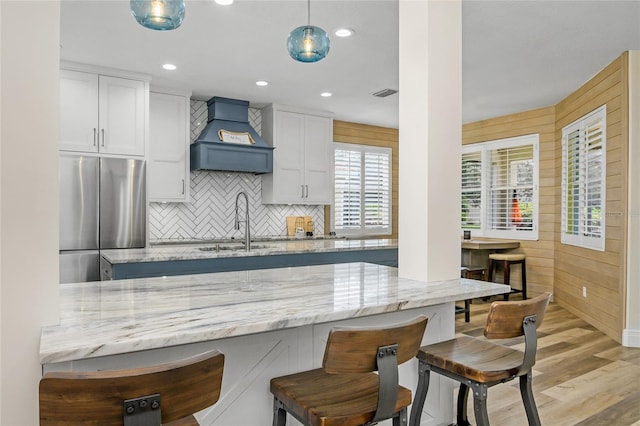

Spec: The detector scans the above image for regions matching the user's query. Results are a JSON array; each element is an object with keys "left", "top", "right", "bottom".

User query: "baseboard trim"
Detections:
[{"left": 622, "top": 328, "right": 640, "bottom": 347}]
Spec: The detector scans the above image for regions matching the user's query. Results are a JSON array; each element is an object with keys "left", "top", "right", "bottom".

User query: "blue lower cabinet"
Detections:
[{"left": 110, "top": 249, "right": 398, "bottom": 280}]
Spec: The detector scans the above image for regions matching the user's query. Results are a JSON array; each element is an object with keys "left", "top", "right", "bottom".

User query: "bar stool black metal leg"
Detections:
[
  {"left": 521, "top": 260, "right": 528, "bottom": 300},
  {"left": 457, "top": 383, "right": 471, "bottom": 426},
  {"left": 393, "top": 407, "right": 408, "bottom": 426},
  {"left": 503, "top": 260, "right": 511, "bottom": 301},
  {"left": 519, "top": 372, "right": 541, "bottom": 426},
  {"left": 472, "top": 383, "right": 490, "bottom": 426},
  {"left": 409, "top": 362, "right": 430, "bottom": 426},
  {"left": 273, "top": 398, "right": 287, "bottom": 426}
]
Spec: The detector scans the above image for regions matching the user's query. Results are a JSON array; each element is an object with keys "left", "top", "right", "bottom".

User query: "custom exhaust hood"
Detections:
[{"left": 190, "top": 97, "right": 274, "bottom": 173}]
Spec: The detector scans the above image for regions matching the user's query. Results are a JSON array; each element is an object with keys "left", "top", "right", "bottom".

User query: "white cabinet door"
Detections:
[
  {"left": 98, "top": 76, "right": 146, "bottom": 156},
  {"left": 303, "top": 114, "right": 332, "bottom": 204},
  {"left": 273, "top": 110, "right": 305, "bottom": 203},
  {"left": 262, "top": 106, "right": 332, "bottom": 205},
  {"left": 149, "top": 91, "right": 190, "bottom": 202},
  {"left": 60, "top": 70, "right": 99, "bottom": 152},
  {"left": 59, "top": 69, "right": 146, "bottom": 156}
]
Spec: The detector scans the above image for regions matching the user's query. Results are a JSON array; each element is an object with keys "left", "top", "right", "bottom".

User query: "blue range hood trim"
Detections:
[
  {"left": 190, "top": 142, "right": 273, "bottom": 174},
  {"left": 191, "top": 97, "right": 274, "bottom": 174}
]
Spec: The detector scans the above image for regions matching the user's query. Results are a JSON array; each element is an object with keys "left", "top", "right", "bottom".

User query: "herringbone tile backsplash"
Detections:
[{"left": 148, "top": 100, "right": 324, "bottom": 242}]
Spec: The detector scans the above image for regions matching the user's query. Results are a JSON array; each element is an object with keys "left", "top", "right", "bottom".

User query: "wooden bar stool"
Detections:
[
  {"left": 270, "top": 316, "right": 428, "bottom": 426},
  {"left": 488, "top": 253, "right": 527, "bottom": 300},
  {"left": 39, "top": 350, "right": 224, "bottom": 426},
  {"left": 409, "top": 292, "right": 551, "bottom": 426},
  {"left": 458, "top": 266, "right": 487, "bottom": 322}
]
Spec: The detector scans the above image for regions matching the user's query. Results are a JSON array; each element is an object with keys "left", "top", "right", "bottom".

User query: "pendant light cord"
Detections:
[{"left": 307, "top": 0, "right": 310, "bottom": 26}]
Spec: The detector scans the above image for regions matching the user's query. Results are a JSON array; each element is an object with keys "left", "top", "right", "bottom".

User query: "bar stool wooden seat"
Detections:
[
  {"left": 39, "top": 350, "right": 224, "bottom": 426},
  {"left": 488, "top": 253, "right": 527, "bottom": 300},
  {"left": 409, "top": 292, "right": 551, "bottom": 426},
  {"left": 270, "top": 316, "right": 428, "bottom": 426}
]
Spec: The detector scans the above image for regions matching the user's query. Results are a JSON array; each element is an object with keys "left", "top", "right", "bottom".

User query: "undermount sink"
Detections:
[{"left": 198, "top": 243, "right": 273, "bottom": 252}]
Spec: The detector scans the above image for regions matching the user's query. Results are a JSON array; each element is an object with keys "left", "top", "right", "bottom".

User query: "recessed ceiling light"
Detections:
[
  {"left": 256, "top": 80, "right": 269, "bottom": 86},
  {"left": 162, "top": 63, "right": 177, "bottom": 70},
  {"left": 321, "top": 92, "right": 332, "bottom": 97},
  {"left": 214, "top": 0, "right": 234, "bottom": 5},
  {"left": 334, "top": 28, "right": 354, "bottom": 38}
]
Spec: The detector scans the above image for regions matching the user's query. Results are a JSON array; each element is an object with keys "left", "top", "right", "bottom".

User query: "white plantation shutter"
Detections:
[
  {"left": 461, "top": 151, "right": 482, "bottom": 229},
  {"left": 487, "top": 144, "right": 535, "bottom": 233},
  {"left": 564, "top": 128, "right": 581, "bottom": 237},
  {"left": 461, "top": 134, "right": 539, "bottom": 240},
  {"left": 333, "top": 143, "right": 391, "bottom": 235},
  {"left": 364, "top": 152, "right": 390, "bottom": 227},
  {"left": 561, "top": 105, "right": 606, "bottom": 250},
  {"left": 585, "top": 118, "right": 604, "bottom": 238},
  {"left": 334, "top": 149, "right": 361, "bottom": 229}
]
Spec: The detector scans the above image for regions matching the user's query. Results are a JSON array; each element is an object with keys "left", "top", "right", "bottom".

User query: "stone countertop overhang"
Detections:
[{"left": 40, "top": 262, "right": 509, "bottom": 364}]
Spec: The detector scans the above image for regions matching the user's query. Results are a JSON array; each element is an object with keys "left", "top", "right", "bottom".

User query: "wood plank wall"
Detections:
[
  {"left": 462, "top": 53, "right": 629, "bottom": 343},
  {"left": 324, "top": 120, "right": 399, "bottom": 238},
  {"left": 462, "top": 106, "right": 557, "bottom": 298},
  {"left": 554, "top": 53, "right": 629, "bottom": 343}
]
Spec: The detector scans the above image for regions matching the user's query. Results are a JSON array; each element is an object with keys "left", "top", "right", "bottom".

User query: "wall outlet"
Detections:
[{"left": 582, "top": 286, "right": 587, "bottom": 298}]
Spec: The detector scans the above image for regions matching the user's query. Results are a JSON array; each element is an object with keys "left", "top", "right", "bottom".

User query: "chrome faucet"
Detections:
[{"left": 234, "top": 191, "right": 251, "bottom": 251}]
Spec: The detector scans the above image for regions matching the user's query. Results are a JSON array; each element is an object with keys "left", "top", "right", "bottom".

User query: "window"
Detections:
[
  {"left": 333, "top": 143, "right": 391, "bottom": 236},
  {"left": 462, "top": 134, "right": 539, "bottom": 240},
  {"left": 561, "top": 105, "right": 606, "bottom": 251}
]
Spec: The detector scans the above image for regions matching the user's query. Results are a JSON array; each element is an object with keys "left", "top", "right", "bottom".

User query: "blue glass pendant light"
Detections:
[
  {"left": 130, "top": 0, "right": 185, "bottom": 31},
  {"left": 287, "top": 0, "right": 330, "bottom": 63}
]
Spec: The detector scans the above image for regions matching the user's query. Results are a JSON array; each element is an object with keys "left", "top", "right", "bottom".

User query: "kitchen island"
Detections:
[
  {"left": 41, "top": 262, "right": 509, "bottom": 425},
  {"left": 101, "top": 238, "right": 398, "bottom": 279}
]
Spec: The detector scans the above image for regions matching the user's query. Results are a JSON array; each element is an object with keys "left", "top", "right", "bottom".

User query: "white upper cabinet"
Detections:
[
  {"left": 59, "top": 70, "right": 99, "bottom": 152},
  {"left": 148, "top": 90, "right": 191, "bottom": 202},
  {"left": 261, "top": 105, "right": 333, "bottom": 205},
  {"left": 59, "top": 69, "right": 146, "bottom": 156}
]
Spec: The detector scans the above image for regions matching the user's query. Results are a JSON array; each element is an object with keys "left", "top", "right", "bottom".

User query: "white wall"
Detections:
[
  {"left": 0, "top": 1, "right": 60, "bottom": 424},
  {"left": 625, "top": 50, "right": 640, "bottom": 347},
  {"left": 398, "top": 0, "right": 462, "bottom": 282}
]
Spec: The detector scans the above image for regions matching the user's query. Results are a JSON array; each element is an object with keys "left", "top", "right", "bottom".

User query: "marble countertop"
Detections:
[
  {"left": 40, "top": 262, "right": 508, "bottom": 364},
  {"left": 101, "top": 238, "right": 397, "bottom": 264}
]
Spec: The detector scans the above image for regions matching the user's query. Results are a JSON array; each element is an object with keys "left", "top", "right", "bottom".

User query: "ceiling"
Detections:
[{"left": 60, "top": 1, "right": 640, "bottom": 129}]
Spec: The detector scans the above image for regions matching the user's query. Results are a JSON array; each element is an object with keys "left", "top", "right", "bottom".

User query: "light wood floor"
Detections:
[{"left": 454, "top": 298, "right": 640, "bottom": 426}]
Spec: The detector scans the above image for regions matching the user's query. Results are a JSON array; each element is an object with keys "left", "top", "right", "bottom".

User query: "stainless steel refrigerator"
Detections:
[{"left": 59, "top": 154, "right": 146, "bottom": 283}]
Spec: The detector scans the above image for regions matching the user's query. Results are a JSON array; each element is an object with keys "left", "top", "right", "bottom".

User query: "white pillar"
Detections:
[
  {"left": 399, "top": 0, "right": 462, "bottom": 282},
  {"left": 1, "top": 1, "right": 60, "bottom": 423},
  {"left": 625, "top": 50, "right": 640, "bottom": 347}
]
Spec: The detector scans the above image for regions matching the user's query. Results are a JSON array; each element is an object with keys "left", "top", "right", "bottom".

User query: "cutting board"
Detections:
[{"left": 286, "top": 216, "right": 313, "bottom": 236}]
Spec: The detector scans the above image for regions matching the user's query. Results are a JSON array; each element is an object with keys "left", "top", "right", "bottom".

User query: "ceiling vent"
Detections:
[{"left": 372, "top": 88, "right": 398, "bottom": 98}]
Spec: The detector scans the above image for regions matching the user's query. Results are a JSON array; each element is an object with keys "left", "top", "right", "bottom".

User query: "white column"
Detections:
[
  {"left": 625, "top": 50, "right": 640, "bottom": 347},
  {"left": 398, "top": 0, "right": 462, "bottom": 282},
  {"left": 1, "top": 1, "right": 60, "bottom": 424}
]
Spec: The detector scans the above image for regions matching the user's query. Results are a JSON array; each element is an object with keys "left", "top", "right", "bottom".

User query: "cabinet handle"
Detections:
[
  {"left": 305, "top": 185, "right": 309, "bottom": 198},
  {"left": 301, "top": 184, "right": 304, "bottom": 198},
  {"left": 101, "top": 129, "right": 105, "bottom": 147},
  {"left": 182, "top": 179, "right": 185, "bottom": 195},
  {"left": 93, "top": 128, "right": 97, "bottom": 146}
]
